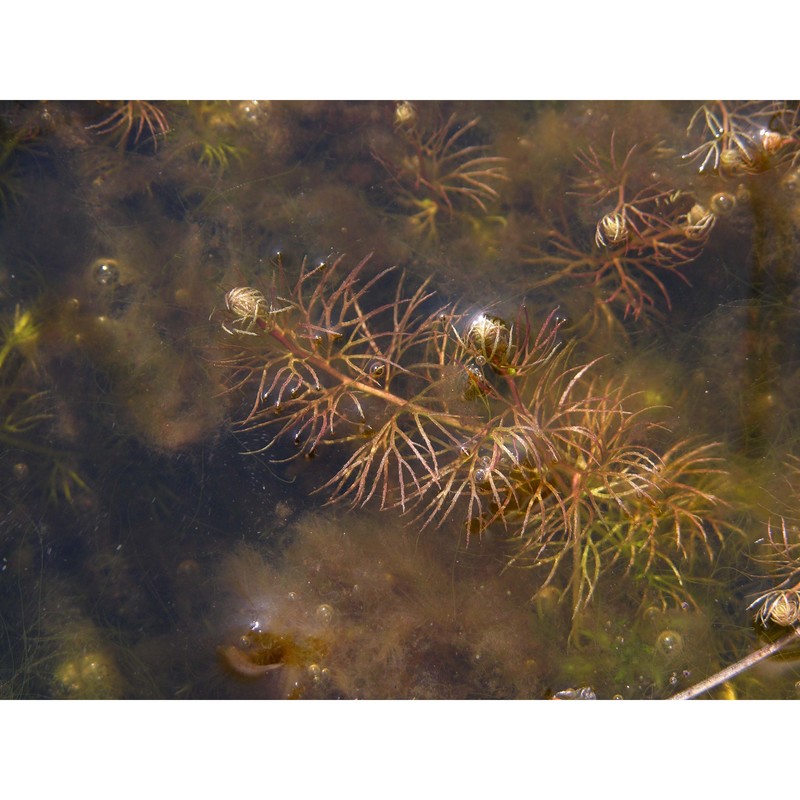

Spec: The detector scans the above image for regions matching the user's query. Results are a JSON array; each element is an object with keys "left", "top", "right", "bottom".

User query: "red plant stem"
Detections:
[
  {"left": 504, "top": 372, "right": 526, "bottom": 409},
  {"left": 265, "top": 323, "right": 475, "bottom": 431}
]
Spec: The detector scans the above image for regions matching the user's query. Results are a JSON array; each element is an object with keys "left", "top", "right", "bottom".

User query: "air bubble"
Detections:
[
  {"left": 91, "top": 258, "right": 120, "bottom": 287},
  {"left": 710, "top": 192, "right": 736, "bottom": 216},
  {"left": 655, "top": 630, "right": 684, "bottom": 659}
]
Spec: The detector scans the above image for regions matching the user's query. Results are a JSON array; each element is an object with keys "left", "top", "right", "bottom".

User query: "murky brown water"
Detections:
[{"left": 2, "top": 100, "right": 800, "bottom": 699}]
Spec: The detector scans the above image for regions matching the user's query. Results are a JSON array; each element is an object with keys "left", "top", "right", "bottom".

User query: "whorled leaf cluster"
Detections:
[
  {"left": 748, "top": 454, "right": 800, "bottom": 630},
  {"left": 749, "top": 518, "right": 800, "bottom": 628}
]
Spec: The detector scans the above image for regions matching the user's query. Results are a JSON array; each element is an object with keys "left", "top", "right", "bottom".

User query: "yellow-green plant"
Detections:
[
  {"left": 0, "top": 306, "right": 88, "bottom": 505},
  {"left": 0, "top": 306, "right": 38, "bottom": 372},
  {"left": 175, "top": 102, "right": 248, "bottom": 176}
]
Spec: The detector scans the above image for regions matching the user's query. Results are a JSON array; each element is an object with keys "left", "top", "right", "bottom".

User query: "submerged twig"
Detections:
[{"left": 669, "top": 623, "right": 800, "bottom": 700}]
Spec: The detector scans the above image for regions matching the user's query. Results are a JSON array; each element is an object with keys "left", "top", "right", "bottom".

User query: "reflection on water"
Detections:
[{"left": 2, "top": 100, "right": 800, "bottom": 699}]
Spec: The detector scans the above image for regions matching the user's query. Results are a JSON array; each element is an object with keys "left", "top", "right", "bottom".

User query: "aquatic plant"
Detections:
[
  {"left": 0, "top": 305, "right": 38, "bottom": 371},
  {"left": 669, "top": 622, "right": 800, "bottom": 700},
  {"left": 514, "top": 436, "right": 730, "bottom": 616},
  {"left": 682, "top": 101, "right": 800, "bottom": 176},
  {"left": 669, "top": 469, "right": 800, "bottom": 698},
  {"left": 519, "top": 103, "right": 800, "bottom": 334},
  {"left": 10, "top": 99, "right": 797, "bottom": 699},
  {"left": 170, "top": 101, "right": 249, "bottom": 176},
  {"left": 373, "top": 106, "right": 508, "bottom": 240},
  {"left": 522, "top": 136, "right": 715, "bottom": 320},
  {"left": 0, "top": 305, "right": 91, "bottom": 505},
  {"left": 0, "top": 561, "right": 128, "bottom": 700},
  {"left": 0, "top": 307, "right": 47, "bottom": 452},
  {"left": 197, "top": 140, "right": 242, "bottom": 174},
  {"left": 0, "top": 112, "right": 45, "bottom": 213},
  {"left": 665, "top": 513, "right": 800, "bottom": 699},
  {"left": 749, "top": 518, "right": 800, "bottom": 628},
  {"left": 86, "top": 101, "right": 170, "bottom": 152},
  {"left": 217, "top": 253, "right": 730, "bottom": 617}
]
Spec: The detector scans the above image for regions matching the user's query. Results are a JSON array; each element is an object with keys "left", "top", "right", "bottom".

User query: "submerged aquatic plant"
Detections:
[
  {"left": 8, "top": 100, "right": 797, "bottom": 698},
  {"left": 667, "top": 515, "right": 800, "bottom": 700},
  {"left": 523, "top": 136, "right": 714, "bottom": 320},
  {"left": 682, "top": 101, "right": 800, "bottom": 176},
  {"left": 0, "top": 112, "right": 45, "bottom": 213},
  {"left": 520, "top": 105, "right": 799, "bottom": 335},
  {"left": 0, "top": 305, "right": 38, "bottom": 371},
  {"left": 217, "top": 253, "right": 730, "bottom": 616},
  {"left": 154, "top": 101, "right": 251, "bottom": 177},
  {"left": 670, "top": 465, "right": 800, "bottom": 699},
  {"left": 749, "top": 518, "right": 800, "bottom": 628},
  {"left": 86, "top": 101, "right": 170, "bottom": 152},
  {"left": 0, "top": 306, "right": 88, "bottom": 505},
  {"left": 374, "top": 106, "right": 508, "bottom": 239}
]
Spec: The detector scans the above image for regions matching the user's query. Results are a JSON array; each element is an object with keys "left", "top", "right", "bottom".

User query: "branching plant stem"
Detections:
[{"left": 219, "top": 254, "right": 732, "bottom": 618}]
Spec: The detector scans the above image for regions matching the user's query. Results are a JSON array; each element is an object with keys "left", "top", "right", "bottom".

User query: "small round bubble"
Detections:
[
  {"left": 655, "top": 630, "right": 684, "bottom": 659},
  {"left": 316, "top": 603, "right": 334, "bottom": 625},
  {"left": 92, "top": 259, "right": 120, "bottom": 287},
  {"left": 474, "top": 468, "right": 490, "bottom": 484},
  {"left": 710, "top": 192, "right": 736, "bottom": 216}
]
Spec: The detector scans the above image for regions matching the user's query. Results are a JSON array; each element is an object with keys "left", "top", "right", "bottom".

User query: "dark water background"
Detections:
[{"left": 2, "top": 100, "right": 800, "bottom": 699}]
